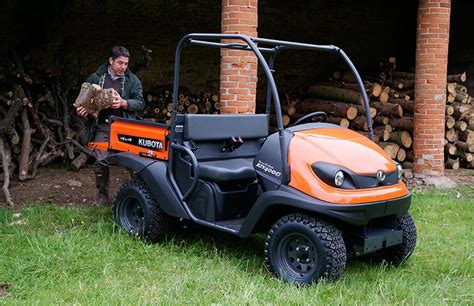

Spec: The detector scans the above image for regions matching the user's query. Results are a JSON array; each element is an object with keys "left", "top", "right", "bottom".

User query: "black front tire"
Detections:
[
  {"left": 264, "top": 214, "right": 346, "bottom": 285},
  {"left": 112, "top": 179, "right": 171, "bottom": 243},
  {"left": 367, "top": 212, "right": 417, "bottom": 266}
]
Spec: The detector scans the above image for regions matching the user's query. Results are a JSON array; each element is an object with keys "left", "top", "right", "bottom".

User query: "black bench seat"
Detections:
[{"left": 198, "top": 158, "right": 256, "bottom": 184}]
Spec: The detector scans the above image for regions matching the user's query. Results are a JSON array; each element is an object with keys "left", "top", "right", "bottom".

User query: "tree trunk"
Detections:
[
  {"left": 389, "top": 99, "right": 414, "bottom": 114},
  {"left": 445, "top": 116, "right": 455, "bottom": 129},
  {"left": 457, "top": 141, "right": 474, "bottom": 153}
]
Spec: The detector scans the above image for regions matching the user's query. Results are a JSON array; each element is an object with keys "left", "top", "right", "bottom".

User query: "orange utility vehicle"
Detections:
[{"left": 93, "top": 34, "right": 416, "bottom": 285}]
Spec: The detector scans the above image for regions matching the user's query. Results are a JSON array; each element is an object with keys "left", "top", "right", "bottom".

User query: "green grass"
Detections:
[{"left": 1, "top": 188, "right": 473, "bottom": 304}]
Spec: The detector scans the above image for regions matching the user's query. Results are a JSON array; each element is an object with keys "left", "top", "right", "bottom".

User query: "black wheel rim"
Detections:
[
  {"left": 277, "top": 233, "right": 317, "bottom": 280},
  {"left": 120, "top": 196, "right": 145, "bottom": 233}
]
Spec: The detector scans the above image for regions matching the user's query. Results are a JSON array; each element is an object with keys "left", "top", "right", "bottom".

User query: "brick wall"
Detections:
[
  {"left": 220, "top": 0, "right": 258, "bottom": 114},
  {"left": 414, "top": 0, "right": 451, "bottom": 176}
]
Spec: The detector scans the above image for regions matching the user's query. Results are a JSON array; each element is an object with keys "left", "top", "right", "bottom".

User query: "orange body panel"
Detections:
[
  {"left": 95, "top": 120, "right": 170, "bottom": 160},
  {"left": 88, "top": 141, "right": 109, "bottom": 151},
  {"left": 288, "top": 128, "right": 408, "bottom": 204}
]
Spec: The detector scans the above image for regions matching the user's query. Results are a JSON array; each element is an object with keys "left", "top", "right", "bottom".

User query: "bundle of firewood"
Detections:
[{"left": 141, "top": 87, "right": 221, "bottom": 124}]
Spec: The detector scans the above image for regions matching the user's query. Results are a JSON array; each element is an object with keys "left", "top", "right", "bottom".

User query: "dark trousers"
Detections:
[{"left": 93, "top": 123, "right": 111, "bottom": 196}]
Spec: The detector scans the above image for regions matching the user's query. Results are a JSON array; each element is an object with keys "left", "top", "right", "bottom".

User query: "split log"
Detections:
[
  {"left": 447, "top": 82, "right": 457, "bottom": 94},
  {"left": 390, "top": 117, "right": 413, "bottom": 131},
  {"left": 373, "top": 126, "right": 390, "bottom": 142},
  {"left": 459, "top": 129, "right": 474, "bottom": 143},
  {"left": 445, "top": 157, "right": 460, "bottom": 170},
  {"left": 389, "top": 131, "right": 412, "bottom": 148},
  {"left": 357, "top": 132, "right": 380, "bottom": 143},
  {"left": 370, "top": 83, "right": 382, "bottom": 98},
  {"left": 458, "top": 152, "right": 473, "bottom": 162},
  {"left": 454, "top": 121, "right": 468, "bottom": 132},
  {"left": 351, "top": 116, "right": 368, "bottom": 131},
  {"left": 461, "top": 115, "right": 474, "bottom": 125},
  {"left": 446, "top": 105, "right": 455, "bottom": 116},
  {"left": 445, "top": 128, "right": 458, "bottom": 143},
  {"left": 71, "top": 153, "right": 89, "bottom": 171},
  {"left": 447, "top": 93, "right": 456, "bottom": 103},
  {"left": 389, "top": 99, "right": 414, "bottom": 114},
  {"left": 447, "top": 72, "right": 466, "bottom": 83},
  {"left": 444, "top": 143, "right": 457, "bottom": 156},
  {"left": 73, "top": 83, "right": 114, "bottom": 116},
  {"left": 355, "top": 105, "right": 376, "bottom": 118},
  {"left": 296, "top": 99, "right": 358, "bottom": 120},
  {"left": 397, "top": 148, "right": 406, "bottom": 162},
  {"left": 308, "top": 85, "right": 363, "bottom": 104},
  {"left": 454, "top": 92, "right": 470, "bottom": 103},
  {"left": 445, "top": 116, "right": 455, "bottom": 129},
  {"left": 325, "top": 116, "right": 350, "bottom": 128},
  {"left": 457, "top": 141, "right": 474, "bottom": 153},
  {"left": 374, "top": 116, "right": 389, "bottom": 125},
  {"left": 370, "top": 102, "right": 403, "bottom": 117},
  {"left": 378, "top": 142, "right": 400, "bottom": 159}
]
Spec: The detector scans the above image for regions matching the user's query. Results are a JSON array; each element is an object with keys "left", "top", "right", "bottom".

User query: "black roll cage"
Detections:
[{"left": 169, "top": 33, "right": 373, "bottom": 191}]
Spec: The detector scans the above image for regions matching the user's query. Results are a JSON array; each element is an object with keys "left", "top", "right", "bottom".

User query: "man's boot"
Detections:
[{"left": 95, "top": 166, "right": 109, "bottom": 206}]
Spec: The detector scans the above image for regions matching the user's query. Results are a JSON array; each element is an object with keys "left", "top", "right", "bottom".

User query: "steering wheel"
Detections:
[{"left": 291, "top": 111, "right": 328, "bottom": 126}]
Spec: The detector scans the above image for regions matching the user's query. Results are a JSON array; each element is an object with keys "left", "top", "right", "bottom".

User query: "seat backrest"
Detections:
[
  {"left": 182, "top": 114, "right": 268, "bottom": 161},
  {"left": 184, "top": 114, "right": 268, "bottom": 141}
]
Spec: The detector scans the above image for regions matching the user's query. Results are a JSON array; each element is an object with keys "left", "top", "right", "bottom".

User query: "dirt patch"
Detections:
[
  {"left": 0, "top": 165, "right": 131, "bottom": 210},
  {"left": 0, "top": 165, "right": 473, "bottom": 210}
]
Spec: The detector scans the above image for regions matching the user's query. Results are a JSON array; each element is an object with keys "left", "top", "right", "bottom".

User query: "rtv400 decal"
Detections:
[
  {"left": 117, "top": 134, "right": 164, "bottom": 151},
  {"left": 255, "top": 160, "right": 281, "bottom": 177}
]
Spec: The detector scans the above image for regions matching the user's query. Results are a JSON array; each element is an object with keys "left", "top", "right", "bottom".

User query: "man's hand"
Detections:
[
  {"left": 111, "top": 90, "right": 128, "bottom": 109},
  {"left": 76, "top": 106, "right": 88, "bottom": 117}
]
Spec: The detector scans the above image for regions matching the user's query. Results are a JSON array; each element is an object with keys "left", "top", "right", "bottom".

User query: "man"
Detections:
[{"left": 76, "top": 46, "right": 145, "bottom": 205}]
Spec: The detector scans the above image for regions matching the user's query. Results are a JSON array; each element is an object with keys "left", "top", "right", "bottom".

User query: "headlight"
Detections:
[
  {"left": 334, "top": 170, "right": 345, "bottom": 187},
  {"left": 396, "top": 164, "right": 403, "bottom": 181}
]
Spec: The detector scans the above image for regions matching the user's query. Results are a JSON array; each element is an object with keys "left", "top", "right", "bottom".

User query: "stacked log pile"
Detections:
[
  {"left": 0, "top": 65, "right": 92, "bottom": 206},
  {"left": 268, "top": 58, "right": 473, "bottom": 170},
  {"left": 141, "top": 87, "right": 221, "bottom": 124}
]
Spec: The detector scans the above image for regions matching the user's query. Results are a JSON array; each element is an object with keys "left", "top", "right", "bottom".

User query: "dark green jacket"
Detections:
[{"left": 82, "top": 64, "right": 145, "bottom": 144}]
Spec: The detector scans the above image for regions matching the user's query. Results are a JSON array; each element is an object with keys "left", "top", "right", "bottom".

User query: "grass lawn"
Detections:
[{"left": 1, "top": 187, "right": 473, "bottom": 304}]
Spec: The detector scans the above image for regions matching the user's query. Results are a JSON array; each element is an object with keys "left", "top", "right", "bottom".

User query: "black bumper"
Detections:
[
  {"left": 239, "top": 187, "right": 411, "bottom": 237},
  {"left": 318, "top": 193, "right": 412, "bottom": 226}
]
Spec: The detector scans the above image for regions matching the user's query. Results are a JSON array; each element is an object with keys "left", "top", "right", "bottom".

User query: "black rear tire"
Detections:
[
  {"left": 367, "top": 212, "right": 417, "bottom": 266},
  {"left": 112, "top": 179, "right": 171, "bottom": 243},
  {"left": 264, "top": 214, "right": 346, "bottom": 285}
]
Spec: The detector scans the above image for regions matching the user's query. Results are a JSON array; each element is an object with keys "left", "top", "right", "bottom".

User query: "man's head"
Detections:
[{"left": 109, "top": 46, "right": 130, "bottom": 77}]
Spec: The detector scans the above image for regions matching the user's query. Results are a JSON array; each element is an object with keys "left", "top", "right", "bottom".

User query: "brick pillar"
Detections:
[
  {"left": 414, "top": 0, "right": 451, "bottom": 176},
  {"left": 220, "top": 0, "right": 258, "bottom": 114}
]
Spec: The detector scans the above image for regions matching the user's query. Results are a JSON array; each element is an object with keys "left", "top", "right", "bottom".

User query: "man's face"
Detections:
[{"left": 109, "top": 55, "right": 129, "bottom": 76}]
